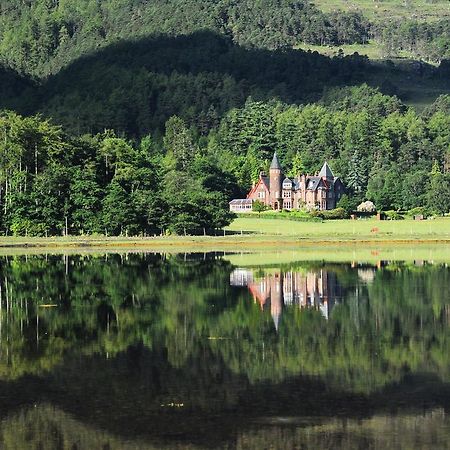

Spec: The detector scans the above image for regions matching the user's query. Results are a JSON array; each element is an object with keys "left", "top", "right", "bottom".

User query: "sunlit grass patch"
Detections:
[
  {"left": 312, "top": 0, "right": 450, "bottom": 22},
  {"left": 226, "top": 216, "right": 450, "bottom": 240}
]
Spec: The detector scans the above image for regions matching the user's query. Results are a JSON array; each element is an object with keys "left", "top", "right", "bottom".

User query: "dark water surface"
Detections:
[{"left": 0, "top": 253, "right": 449, "bottom": 449}]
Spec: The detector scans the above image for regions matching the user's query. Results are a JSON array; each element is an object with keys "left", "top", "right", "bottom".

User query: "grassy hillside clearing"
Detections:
[
  {"left": 296, "top": 42, "right": 422, "bottom": 62},
  {"left": 294, "top": 43, "right": 449, "bottom": 110},
  {"left": 313, "top": 0, "right": 450, "bottom": 22}
]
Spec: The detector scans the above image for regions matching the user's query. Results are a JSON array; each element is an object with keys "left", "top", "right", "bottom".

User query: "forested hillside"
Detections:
[
  {"left": 0, "top": 0, "right": 371, "bottom": 77},
  {"left": 25, "top": 32, "right": 377, "bottom": 136},
  {"left": 214, "top": 90, "right": 450, "bottom": 214},
  {"left": 0, "top": 30, "right": 448, "bottom": 138},
  {"left": 0, "top": 0, "right": 449, "bottom": 80},
  {"left": 0, "top": 1, "right": 449, "bottom": 136}
]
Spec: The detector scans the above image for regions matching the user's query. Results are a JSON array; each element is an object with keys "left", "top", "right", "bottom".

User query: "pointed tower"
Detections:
[
  {"left": 319, "top": 162, "right": 334, "bottom": 180},
  {"left": 269, "top": 152, "right": 283, "bottom": 210}
]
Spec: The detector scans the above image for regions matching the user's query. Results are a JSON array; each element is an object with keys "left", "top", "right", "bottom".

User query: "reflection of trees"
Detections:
[
  {"left": 0, "top": 255, "right": 448, "bottom": 395},
  {"left": 214, "top": 263, "right": 450, "bottom": 391},
  {"left": 0, "top": 254, "right": 236, "bottom": 379}
]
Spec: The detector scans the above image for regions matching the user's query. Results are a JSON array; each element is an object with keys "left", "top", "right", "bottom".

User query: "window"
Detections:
[
  {"left": 258, "top": 191, "right": 265, "bottom": 199},
  {"left": 283, "top": 200, "right": 292, "bottom": 209},
  {"left": 283, "top": 190, "right": 291, "bottom": 198}
]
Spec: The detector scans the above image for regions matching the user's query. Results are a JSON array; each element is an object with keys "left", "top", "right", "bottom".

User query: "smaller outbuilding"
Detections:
[{"left": 229, "top": 198, "right": 253, "bottom": 213}]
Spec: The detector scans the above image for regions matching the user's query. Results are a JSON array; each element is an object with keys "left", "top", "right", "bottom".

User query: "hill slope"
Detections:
[{"left": 1, "top": 0, "right": 449, "bottom": 79}]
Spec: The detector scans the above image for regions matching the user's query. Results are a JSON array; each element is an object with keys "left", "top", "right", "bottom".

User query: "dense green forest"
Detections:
[
  {"left": 213, "top": 89, "right": 450, "bottom": 213},
  {"left": 1, "top": 86, "right": 449, "bottom": 236},
  {"left": 0, "top": 0, "right": 370, "bottom": 78},
  {"left": 7, "top": 29, "right": 447, "bottom": 137},
  {"left": 0, "top": 111, "right": 237, "bottom": 236}
]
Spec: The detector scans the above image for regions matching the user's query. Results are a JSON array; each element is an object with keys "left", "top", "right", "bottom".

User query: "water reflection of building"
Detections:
[{"left": 230, "top": 269, "right": 342, "bottom": 330}]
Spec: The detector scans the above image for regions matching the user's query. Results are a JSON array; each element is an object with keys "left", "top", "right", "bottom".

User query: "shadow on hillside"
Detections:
[
  {"left": 0, "top": 65, "right": 37, "bottom": 114},
  {"left": 2, "top": 31, "right": 449, "bottom": 136}
]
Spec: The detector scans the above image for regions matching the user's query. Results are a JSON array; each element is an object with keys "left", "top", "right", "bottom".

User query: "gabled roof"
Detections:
[
  {"left": 306, "top": 176, "right": 321, "bottom": 191},
  {"left": 261, "top": 176, "right": 270, "bottom": 190},
  {"left": 270, "top": 152, "right": 282, "bottom": 170},
  {"left": 319, "top": 161, "right": 334, "bottom": 179},
  {"left": 282, "top": 177, "right": 292, "bottom": 185},
  {"left": 246, "top": 175, "right": 270, "bottom": 199}
]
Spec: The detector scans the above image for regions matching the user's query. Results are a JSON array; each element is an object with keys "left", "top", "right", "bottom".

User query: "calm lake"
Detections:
[{"left": 0, "top": 252, "right": 449, "bottom": 449}]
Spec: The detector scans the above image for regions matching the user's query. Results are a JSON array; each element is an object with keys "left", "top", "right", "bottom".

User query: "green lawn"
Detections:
[
  {"left": 0, "top": 217, "right": 447, "bottom": 256},
  {"left": 225, "top": 216, "right": 450, "bottom": 240}
]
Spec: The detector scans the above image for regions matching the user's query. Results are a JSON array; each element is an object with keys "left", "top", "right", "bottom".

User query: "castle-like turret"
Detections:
[
  {"left": 270, "top": 272, "right": 283, "bottom": 332},
  {"left": 269, "top": 152, "right": 282, "bottom": 210},
  {"left": 319, "top": 161, "right": 334, "bottom": 180}
]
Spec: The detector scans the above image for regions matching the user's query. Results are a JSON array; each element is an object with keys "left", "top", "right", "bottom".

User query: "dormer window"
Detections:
[{"left": 282, "top": 178, "right": 292, "bottom": 190}]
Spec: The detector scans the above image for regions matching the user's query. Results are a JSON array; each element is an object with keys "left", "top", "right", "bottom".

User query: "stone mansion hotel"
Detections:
[{"left": 230, "top": 152, "right": 345, "bottom": 212}]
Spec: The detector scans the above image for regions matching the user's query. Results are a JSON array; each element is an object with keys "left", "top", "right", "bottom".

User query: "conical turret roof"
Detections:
[
  {"left": 319, "top": 161, "right": 334, "bottom": 179},
  {"left": 270, "top": 152, "right": 282, "bottom": 170}
]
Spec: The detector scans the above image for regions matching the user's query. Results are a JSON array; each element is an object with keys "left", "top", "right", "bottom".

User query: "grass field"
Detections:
[
  {"left": 312, "top": 0, "right": 450, "bottom": 22},
  {"left": 0, "top": 217, "right": 447, "bottom": 257},
  {"left": 225, "top": 216, "right": 450, "bottom": 241}
]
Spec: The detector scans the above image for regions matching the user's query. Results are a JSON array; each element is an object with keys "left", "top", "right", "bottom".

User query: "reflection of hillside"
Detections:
[
  {"left": 237, "top": 409, "right": 450, "bottom": 450},
  {"left": 0, "top": 403, "right": 448, "bottom": 450},
  {"left": 0, "top": 404, "right": 152, "bottom": 450},
  {"left": 230, "top": 269, "right": 343, "bottom": 329}
]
